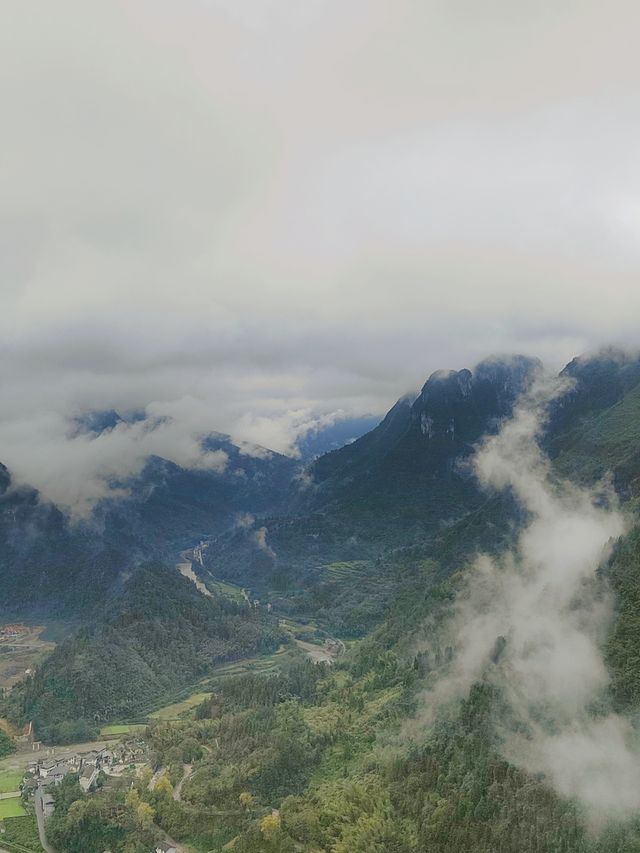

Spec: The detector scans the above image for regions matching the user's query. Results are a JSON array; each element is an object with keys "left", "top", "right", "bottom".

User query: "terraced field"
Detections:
[
  {"left": 323, "top": 560, "right": 372, "bottom": 582},
  {"left": 147, "top": 645, "right": 291, "bottom": 721},
  {"left": 150, "top": 692, "right": 213, "bottom": 721}
]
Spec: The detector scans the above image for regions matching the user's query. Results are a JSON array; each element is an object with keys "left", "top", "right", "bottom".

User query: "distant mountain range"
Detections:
[
  {"left": 3, "top": 349, "right": 640, "bottom": 616},
  {"left": 3, "top": 347, "right": 640, "bottom": 743}
]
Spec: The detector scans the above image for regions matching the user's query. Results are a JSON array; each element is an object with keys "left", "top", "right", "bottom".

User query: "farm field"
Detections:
[
  {"left": 0, "top": 797, "right": 26, "bottom": 818},
  {"left": 147, "top": 644, "right": 293, "bottom": 721},
  {"left": 149, "top": 692, "right": 213, "bottom": 720},
  {"left": 0, "top": 769, "right": 23, "bottom": 792},
  {"left": 206, "top": 577, "right": 246, "bottom": 602},
  {"left": 99, "top": 724, "right": 146, "bottom": 737},
  {"left": 100, "top": 724, "right": 131, "bottom": 735}
]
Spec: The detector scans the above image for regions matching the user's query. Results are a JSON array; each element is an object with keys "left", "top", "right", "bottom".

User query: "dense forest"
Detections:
[
  {"left": 45, "top": 528, "right": 640, "bottom": 852},
  {"left": 2, "top": 563, "right": 282, "bottom": 743}
]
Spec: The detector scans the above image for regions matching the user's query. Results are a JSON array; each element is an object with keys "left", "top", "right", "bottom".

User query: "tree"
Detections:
[
  {"left": 155, "top": 774, "right": 173, "bottom": 799},
  {"left": 260, "top": 812, "right": 282, "bottom": 839},
  {"left": 239, "top": 791, "right": 254, "bottom": 810},
  {"left": 136, "top": 801, "right": 155, "bottom": 829}
]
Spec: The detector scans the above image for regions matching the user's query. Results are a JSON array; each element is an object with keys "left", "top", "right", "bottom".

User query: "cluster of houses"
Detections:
[
  {"left": 23, "top": 748, "right": 111, "bottom": 795},
  {"left": 22, "top": 739, "right": 150, "bottom": 799}
]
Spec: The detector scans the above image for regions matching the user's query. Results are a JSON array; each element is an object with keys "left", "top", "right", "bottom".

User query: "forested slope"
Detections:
[{"left": 3, "top": 563, "right": 282, "bottom": 742}]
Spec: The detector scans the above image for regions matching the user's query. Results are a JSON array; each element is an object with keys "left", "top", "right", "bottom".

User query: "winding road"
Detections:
[{"left": 35, "top": 786, "right": 56, "bottom": 853}]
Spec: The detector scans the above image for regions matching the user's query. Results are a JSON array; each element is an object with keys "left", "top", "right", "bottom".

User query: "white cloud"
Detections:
[
  {"left": 414, "top": 378, "right": 637, "bottom": 825},
  {"left": 2, "top": 1, "right": 640, "bottom": 505}
]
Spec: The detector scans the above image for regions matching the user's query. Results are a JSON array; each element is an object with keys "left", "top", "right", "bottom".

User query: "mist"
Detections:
[
  {"left": 4, "top": 1, "right": 640, "bottom": 514},
  {"left": 419, "top": 378, "right": 639, "bottom": 825}
]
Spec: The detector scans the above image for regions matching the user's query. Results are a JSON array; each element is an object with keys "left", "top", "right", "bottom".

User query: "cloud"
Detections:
[
  {"left": 253, "top": 526, "right": 276, "bottom": 560},
  {"left": 3, "top": 2, "right": 640, "bottom": 504},
  {"left": 0, "top": 411, "right": 228, "bottom": 519},
  {"left": 415, "top": 377, "right": 636, "bottom": 826}
]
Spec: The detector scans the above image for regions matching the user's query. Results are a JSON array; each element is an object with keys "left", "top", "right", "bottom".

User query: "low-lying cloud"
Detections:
[
  {"left": 420, "top": 378, "right": 637, "bottom": 825},
  {"left": 0, "top": 410, "right": 229, "bottom": 519},
  {"left": 0, "top": 399, "right": 357, "bottom": 517},
  {"left": 3, "top": 2, "right": 640, "bottom": 517}
]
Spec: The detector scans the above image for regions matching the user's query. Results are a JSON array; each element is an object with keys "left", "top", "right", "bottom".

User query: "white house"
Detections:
[{"left": 38, "top": 759, "right": 57, "bottom": 778}]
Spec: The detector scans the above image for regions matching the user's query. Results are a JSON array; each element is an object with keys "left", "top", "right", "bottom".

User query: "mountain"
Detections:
[
  {"left": 203, "top": 355, "right": 541, "bottom": 589},
  {"left": 0, "top": 432, "right": 298, "bottom": 616},
  {"left": 314, "top": 354, "right": 540, "bottom": 488},
  {"left": 14, "top": 348, "right": 640, "bottom": 853},
  {"left": 4, "top": 561, "right": 282, "bottom": 742},
  {"left": 546, "top": 349, "right": 640, "bottom": 494}
]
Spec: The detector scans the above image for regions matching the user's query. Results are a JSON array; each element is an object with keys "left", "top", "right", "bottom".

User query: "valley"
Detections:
[{"left": 2, "top": 352, "right": 640, "bottom": 852}]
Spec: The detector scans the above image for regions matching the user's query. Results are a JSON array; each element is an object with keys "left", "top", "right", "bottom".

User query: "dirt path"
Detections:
[{"left": 173, "top": 763, "right": 193, "bottom": 801}]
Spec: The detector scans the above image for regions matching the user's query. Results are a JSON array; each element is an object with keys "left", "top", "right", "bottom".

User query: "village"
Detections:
[
  {"left": 0, "top": 587, "right": 343, "bottom": 853},
  {"left": 21, "top": 738, "right": 150, "bottom": 807},
  {"left": 0, "top": 729, "right": 182, "bottom": 853}
]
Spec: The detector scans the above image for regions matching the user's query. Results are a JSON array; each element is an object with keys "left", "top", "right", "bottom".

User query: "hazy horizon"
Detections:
[{"left": 3, "top": 1, "right": 640, "bottom": 507}]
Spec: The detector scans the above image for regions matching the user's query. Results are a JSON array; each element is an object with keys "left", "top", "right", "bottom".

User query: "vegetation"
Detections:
[
  {"left": 46, "top": 774, "right": 159, "bottom": 853},
  {"left": 1, "top": 814, "right": 44, "bottom": 852},
  {"left": 0, "top": 769, "right": 23, "bottom": 792},
  {"left": 0, "top": 798, "right": 26, "bottom": 818},
  {"left": 0, "top": 726, "right": 15, "bottom": 758},
  {"left": 12, "top": 351, "right": 640, "bottom": 851},
  {"left": 3, "top": 563, "right": 283, "bottom": 743}
]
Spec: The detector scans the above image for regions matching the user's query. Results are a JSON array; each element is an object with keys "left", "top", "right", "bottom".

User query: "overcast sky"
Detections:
[{"left": 2, "top": 0, "right": 640, "bottom": 511}]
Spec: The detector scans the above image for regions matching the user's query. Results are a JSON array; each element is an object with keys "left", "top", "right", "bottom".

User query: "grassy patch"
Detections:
[
  {"left": 207, "top": 578, "right": 246, "bottom": 602},
  {"left": 0, "top": 770, "right": 23, "bottom": 793},
  {"left": 0, "top": 797, "right": 26, "bottom": 818},
  {"left": 150, "top": 692, "right": 213, "bottom": 720},
  {"left": 100, "top": 724, "right": 131, "bottom": 736}
]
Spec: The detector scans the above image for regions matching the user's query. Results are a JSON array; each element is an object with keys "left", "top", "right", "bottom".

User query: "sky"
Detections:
[{"left": 2, "top": 0, "right": 640, "bottom": 509}]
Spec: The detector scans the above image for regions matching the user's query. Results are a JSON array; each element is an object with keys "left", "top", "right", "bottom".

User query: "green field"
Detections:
[
  {"left": 100, "top": 724, "right": 131, "bottom": 735},
  {"left": 206, "top": 577, "right": 246, "bottom": 602},
  {"left": 0, "top": 797, "right": 26, "bottom": 818},
  {"left": 324, "top": 560, "right": 371, "bottom": 580},
  {"left": 150, "top": 692, "right": 213, "bottom": 720},
  {"left": 0, "top": 770, "right": 23, "bottom": 793}
]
